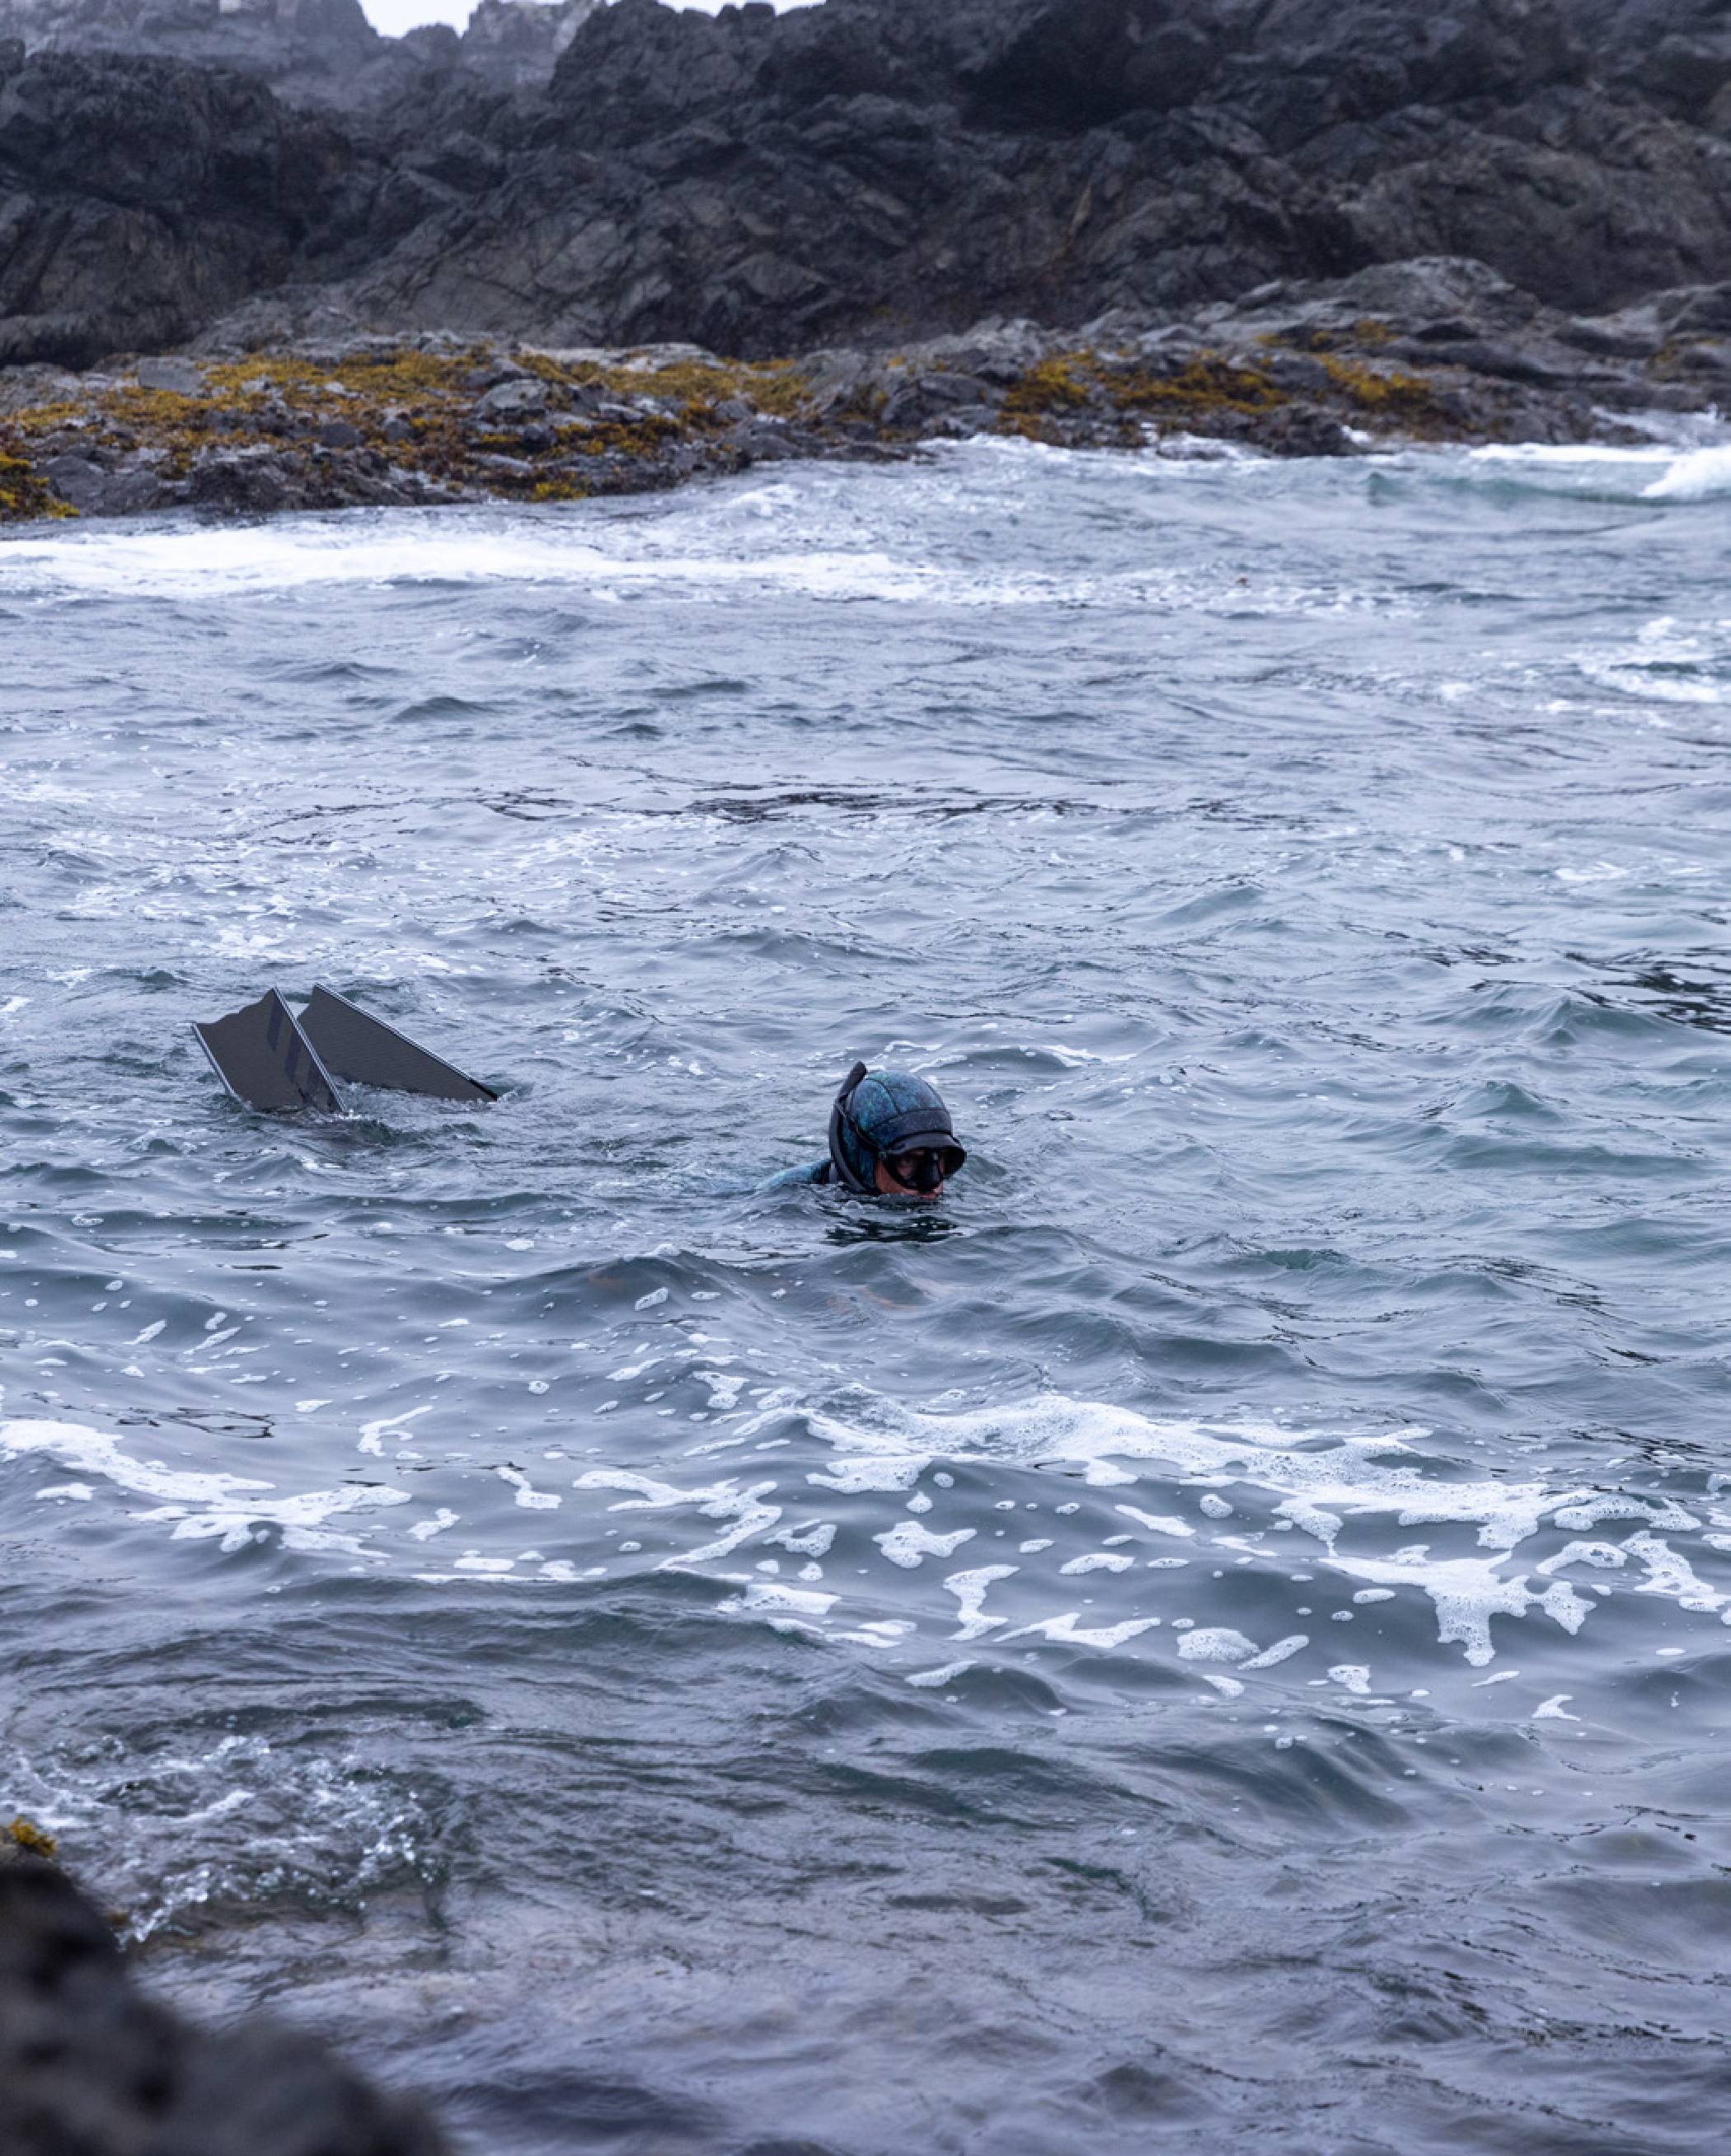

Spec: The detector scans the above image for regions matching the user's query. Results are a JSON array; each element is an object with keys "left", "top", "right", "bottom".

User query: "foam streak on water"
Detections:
[{"left": 3, "top": 439, "right": 1730, "bottom": 2155}]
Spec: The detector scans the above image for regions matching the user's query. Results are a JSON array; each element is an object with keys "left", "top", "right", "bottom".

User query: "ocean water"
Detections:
[{"left": 3, "top": 432, "right": 1730, "bottom": 2154}]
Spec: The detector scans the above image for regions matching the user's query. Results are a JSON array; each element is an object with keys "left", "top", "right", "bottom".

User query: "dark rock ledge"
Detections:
[
  {"left": 2, "top": 256, "right": 1725, "bottom": 524},
  {"left": 0, "top": 1828, "right": 447, "bottom": 2155}
]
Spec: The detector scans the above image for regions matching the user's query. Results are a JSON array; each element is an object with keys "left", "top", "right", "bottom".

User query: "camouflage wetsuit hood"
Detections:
[
  {"left": 827, "top": 1063, "right": 965, "bottom": 1192},
  {"left": 758, "top": 1065, "right": 966, "bottom": 1194}
]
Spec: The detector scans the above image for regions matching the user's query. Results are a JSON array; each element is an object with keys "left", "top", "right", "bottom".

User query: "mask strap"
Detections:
[{"left": 827, "top": 1061, "right": 872, "bottom": 1191}]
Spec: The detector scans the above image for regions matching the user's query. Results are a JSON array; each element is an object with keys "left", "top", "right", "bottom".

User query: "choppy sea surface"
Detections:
[{"left": 3, "top": 431, "right": 1731, "bottom": 2154}]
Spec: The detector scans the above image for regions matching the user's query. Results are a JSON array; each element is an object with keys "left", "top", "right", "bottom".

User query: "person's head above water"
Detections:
[{"left": 829, "top": 1062, "right": 967, "bottom": 1200}]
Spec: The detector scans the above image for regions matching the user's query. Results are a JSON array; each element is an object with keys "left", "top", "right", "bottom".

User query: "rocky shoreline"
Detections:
[
  {"left": 2, "top": 256, "right": 1726, "bottom": 523},
  {"left": 2, "top": 0, "right": 1729, "bottom": 519}
]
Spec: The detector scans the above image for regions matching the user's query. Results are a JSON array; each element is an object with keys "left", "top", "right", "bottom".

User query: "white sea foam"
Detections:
[
  {"left": 766, "top": 1520, "right": 836, "bottom": 1558},
  {"left": 716, "top": 1579, "right": 837, "bottom": 1629},
  {"left": 497, "top": 1465, "right": 561, "bottom": 1510},
  {"left": 772, "top": 1393, "right": 1731, "bottom": 1666},
  {"left": 1621, "top": 1531, "right": 1728, "bottom": 1616},
  {"left": 1322, "top": 1547, "right": 1591, "bottom": 1666},
  {"left": 359, "top": 1404, "right": 435, "bottom": 1455},
  {"left": 0, "top": 1418, "right": 406, "bottom": 1556},
  {"left": 0, "top": 515, "right": 1124, "bottom": 611},
  {"left": 1579, "top": 615, "right": 1726, "bottom": 705},
  {"left": 12, "top": 1389, "right": 1729, "bottom": 1685},
  {"left": 0, "top": 524, "right": 935, "bottom": 604},
  {"left": 1011, "top": 1612, "right": 1163, "bottom": 1651},
  {"left": 1642, "top": 445, "right": 1731, "bottom": 502},
  {"left": 3, "top": 1417, "right": 273, "bottom": 1505},
  {"left": 571, "top": 1466, "right": 781, "bottom": 1569},
  {"left": 1469, "top": 443, "right": 1677, "bottom": 467},
  {"left": 906, "top": 1660, "right": 975, "bottom": 1689},
  {"left": 1114, "top": 1505, "right": 1196, "bottom": 1538},
  {"left": 0, "top": 461, "right": 1402, "bottom": 618},
  {"left": 1460, "top": 439, "right": 1731, "bottom": 510},
  {"left": 795, "top": 1394, "right": 1564, "bottom": 1553},
  {"left": 874, "top": 1520, "right": 976, "bottom": 1569},
  {"left": 1176, "top": 1628, "right": 1259, "bottom": 1663},
  {"left": 1240, "top": 1635, "right": 1308, "bottom": 1670},
  {"left": 944, "top": 1564, "right": 1018, "bottom": 1641}
]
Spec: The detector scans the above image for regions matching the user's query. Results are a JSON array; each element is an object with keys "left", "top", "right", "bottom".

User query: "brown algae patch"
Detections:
[
  {"left": 0, "top": 314, "right": 1642, "bottom": 521},
  {"left": 998, "top": 348, "right": 1292, "bottom": 444},
  {"left": 0, "top": 449, "right": 77, "bottom": 521},
  {"left": 2, "top": 345, "right": 819, "bottom": 515},
  {"left": 1316, "top": 354, "right": 1449, "bottom": 429},
  {"left": 8, "top": 1815, "right": 59, "bottom": 1858}
]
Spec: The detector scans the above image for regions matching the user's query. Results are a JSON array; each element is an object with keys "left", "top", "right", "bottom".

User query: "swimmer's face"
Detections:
[{"left": 875, "top": 1150, "right": 946, "bottom": 1200}]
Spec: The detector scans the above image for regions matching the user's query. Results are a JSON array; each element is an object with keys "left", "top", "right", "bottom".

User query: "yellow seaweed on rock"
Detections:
[
  {"left": 0, "top": 449, "right": 77, "bottom": 521},
  {"left": 1318, "top": 353, "right": 1445, "bottom": 426},
  {"left": 0, "top": 328, "right": 1471, "bottom": 514},
  {"left": 1113, "top": 352, "right": 1288, "bottom": 415},
  {"left": 8, "top": 1815, "right": 59, "bottom": 1858},
  {"left": 997, "top": 347, "right": 1290, "bottom": 443},
  {"left": 0, "top": 345, "right": 823, "bottom": 508}
]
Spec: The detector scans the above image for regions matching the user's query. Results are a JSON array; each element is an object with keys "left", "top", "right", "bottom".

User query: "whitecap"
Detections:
[{"left": 1643, "top": 445, "right": 1731, "bottom": 502}]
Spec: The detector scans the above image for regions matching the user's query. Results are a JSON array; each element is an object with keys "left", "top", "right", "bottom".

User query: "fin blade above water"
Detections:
[
  {"left": 298, "top": 984, "right": 498, "bottom": 1104},
  {"left": 194, "top": 989, "right": 344, "bottom": 1114}
]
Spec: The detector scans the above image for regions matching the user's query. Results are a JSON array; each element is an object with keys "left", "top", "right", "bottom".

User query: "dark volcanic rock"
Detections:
[
  {"left": 0, "top": 0, "right": 603, "bottom": 106},
  {"left": 0, "top": 0, "right": 385, "bottom": 102},
  {"left": 1, "top": 0, "right": 1730, "bottom": 376},
  {"left": 0, "top": 47, "right": 375, "bottom": 364},
  {"left": 36, "top": 447, "right": 168, "bottom": 510},
  {"left": 0, "top": 1844, "right": 448, "bottom": 2156},
  {"left": 457, "top": 0, "right": 598, "bottom": 93},
  {"left": 1568, "top": 0, "right": 1731, "bottom": 122},
  {"left": 342, "top": 0, "right": 1731, "bottom": 353}
]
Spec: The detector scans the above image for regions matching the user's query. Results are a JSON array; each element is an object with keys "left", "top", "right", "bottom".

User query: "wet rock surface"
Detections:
[
  {"left": 0, "top": 1839, "right": 448, "bottom": 2156},
  {"left": 0, "top": 256, "right": 1726, "bottom": 521}
]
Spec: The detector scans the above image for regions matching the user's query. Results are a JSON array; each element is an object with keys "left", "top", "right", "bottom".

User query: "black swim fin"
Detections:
[
  {"left": 298, "top": 984, "right": 498, "bottom": 1104},
  {"left": 194, "top": 989, "right": 344, "bottom": 1114}
]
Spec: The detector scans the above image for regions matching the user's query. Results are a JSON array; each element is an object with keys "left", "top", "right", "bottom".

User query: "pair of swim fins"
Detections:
[{"left": 195, "top": 984, "right": 497, "bottom": 1114}]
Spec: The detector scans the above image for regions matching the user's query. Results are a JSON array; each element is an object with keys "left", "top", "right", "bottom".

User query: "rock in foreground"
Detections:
[{"left": 0, "top": 1840, "right": 448, "bottom": 2156}]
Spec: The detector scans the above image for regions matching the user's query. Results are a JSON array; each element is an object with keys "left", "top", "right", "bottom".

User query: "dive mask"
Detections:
[{"left": 883, "top": 1147, "right": 961, "bottom": 1194}]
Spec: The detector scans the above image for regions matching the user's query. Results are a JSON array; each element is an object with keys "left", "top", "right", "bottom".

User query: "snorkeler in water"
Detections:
[
  {"left": 762, "top": 1061, "right": 967, "bottom": 1199},
  {"left": 190, "top": 1000, "right": 965, "bottom": 1210}
]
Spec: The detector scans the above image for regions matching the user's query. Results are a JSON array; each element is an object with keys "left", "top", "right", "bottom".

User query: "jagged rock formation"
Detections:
[
  {"left": 0, "top": 1844, "right": 448, "bottom": 2155},
  {"left": 1569, "top": 0, "right": 1731, "bottom": 129},
  {"left": 0, "top": 45, "right": 380, "bottom": 364},
  {"left": 352, "top": 0, "right": 1731, "bottom": 352},
  {"left": 0, "top": 0, "right": 1729, "bottom": 372},
  {"left": 457, "top": 0, "right": 598, "bottom": 92},
  {"left": 0, "top": 0, "right": 387, "bottom": 103},
  {"left": 0, "top": 0, "right": 600, "bottom": 105}
]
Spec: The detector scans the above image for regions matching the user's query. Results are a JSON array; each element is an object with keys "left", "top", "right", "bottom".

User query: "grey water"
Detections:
[{"left": 3, "top": 431, "right": 1730, "bottom": 2155}]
